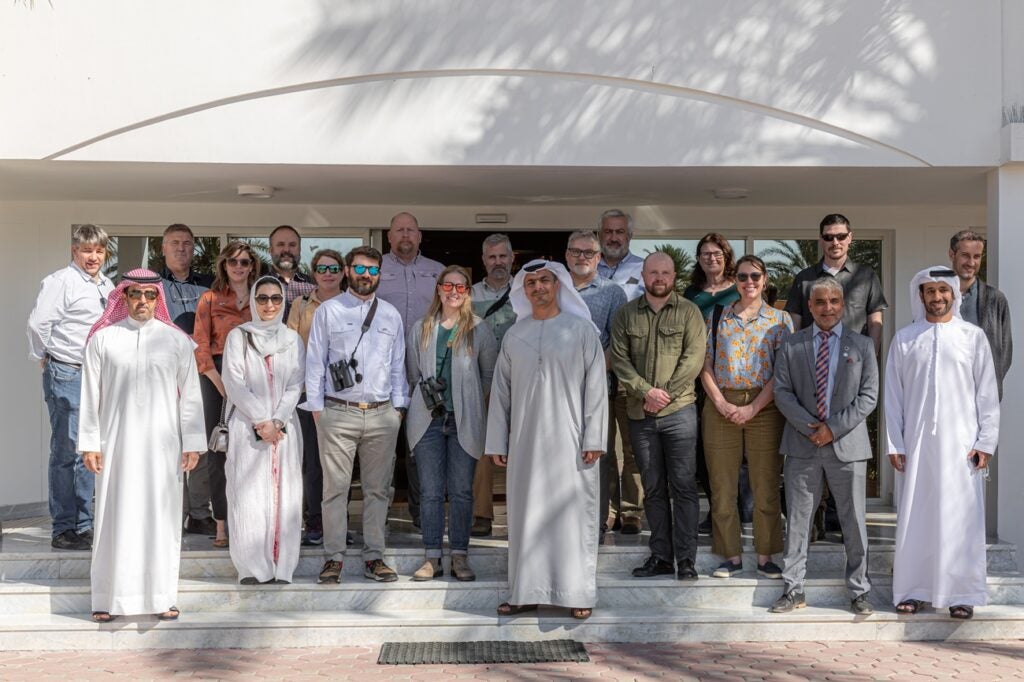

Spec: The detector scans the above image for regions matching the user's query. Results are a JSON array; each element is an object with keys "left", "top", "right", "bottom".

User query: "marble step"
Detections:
[
  {"left": 3, "top": 605, "right": 1024, "bottom": 650},
  {"left": 3, "top": 573, "right": 1023, "bottom": 616},
  {"left": 0, "top": 542, "right": 1017, "bottom": 581}
]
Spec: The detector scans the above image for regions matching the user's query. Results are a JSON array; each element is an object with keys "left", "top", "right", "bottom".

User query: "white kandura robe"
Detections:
[
  {"left": 485, "top": 312, "right": 608, "bottom": 607},
  {"left": 79, "top": 318, "right": 206, "bottom": 615},
  {"left": 885, "top": 317, "right": 1000, "bottom": 607},
  {"left": 222, "top": 327, "right": 305, "bottom": 583}
]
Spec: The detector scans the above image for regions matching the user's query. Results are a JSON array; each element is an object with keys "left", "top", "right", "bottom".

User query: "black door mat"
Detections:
[{"left": 378, "top": 639, "right": 590, "bottom": 665}]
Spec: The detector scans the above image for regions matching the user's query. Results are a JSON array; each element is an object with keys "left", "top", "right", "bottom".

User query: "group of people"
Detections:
[{"left": 26, "top": 210, "right": 1009, "bottom": 624}]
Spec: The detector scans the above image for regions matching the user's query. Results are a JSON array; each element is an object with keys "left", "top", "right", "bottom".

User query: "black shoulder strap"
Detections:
[
  {"left": 483, "top": 287, "right": 511, "bottom": 319},
  {"left": 711, "top": 304, "right": 725, "bottom": 362},
  {"left": 349, "top": 298, "right": 379, "bottom": 362}
]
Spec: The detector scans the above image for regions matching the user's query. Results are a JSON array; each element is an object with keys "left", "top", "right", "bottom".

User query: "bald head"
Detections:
[
  {"left": 642, "top": 252, "right": 675, "bottom": 300},
  {"left": 387, "top": 211, "right": 421, "bottom": 263}
]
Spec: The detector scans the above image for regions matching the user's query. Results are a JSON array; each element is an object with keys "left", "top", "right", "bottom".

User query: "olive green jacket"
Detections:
[{"left": 610, "top": 291, "right": 708, "bottom": 420}]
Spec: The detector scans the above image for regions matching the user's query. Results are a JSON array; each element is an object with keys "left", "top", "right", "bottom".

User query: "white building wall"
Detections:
[{"left": 0, "top": 1, "right": 1004, "bottom": 167}]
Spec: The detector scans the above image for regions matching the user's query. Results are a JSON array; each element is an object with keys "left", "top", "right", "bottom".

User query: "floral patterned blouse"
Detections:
[{"left": 706, "top": 303, "right": 793, "bottom": 390}]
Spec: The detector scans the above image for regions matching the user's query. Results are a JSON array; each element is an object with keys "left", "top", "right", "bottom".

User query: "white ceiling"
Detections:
[{"left": 0, "top": 160, "right": 991, "bottom": 207}]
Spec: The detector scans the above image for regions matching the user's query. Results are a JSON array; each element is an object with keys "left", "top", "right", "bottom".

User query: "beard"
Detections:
[
  {"left": 602, "top": 242, "right": 628, "bottom": 261},
  {"left": 488, "top": 264, "right": 509, "bottom": 281},
  {"left": 646, "top": 282, "right": 674, "bottom": 298},
  {"left": 350, "top": 276, "right": 380, "bottom": 296},
  {"left": 568, "top": 262, "right": 594, "bottom": 279},
  {"left": 273, "top": 252, "right": 297, "bottom": 272}
]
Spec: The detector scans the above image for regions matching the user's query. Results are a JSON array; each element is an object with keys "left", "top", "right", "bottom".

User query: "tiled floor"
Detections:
[{"left": 0, "top": 640, "right": 1022, "bottom": 680}]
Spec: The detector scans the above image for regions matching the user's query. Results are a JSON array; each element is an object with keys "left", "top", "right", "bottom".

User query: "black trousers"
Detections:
[
  {"left": 199, "top": 355, "right": 228, "bottom": 521},
  {"left": 297, "top": 404, "right": 324, "bottom": 529}
]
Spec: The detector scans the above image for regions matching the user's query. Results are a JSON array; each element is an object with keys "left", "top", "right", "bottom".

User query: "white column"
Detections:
[{"left": 988, "top": 165, "right": 1024, "bottom": 570}]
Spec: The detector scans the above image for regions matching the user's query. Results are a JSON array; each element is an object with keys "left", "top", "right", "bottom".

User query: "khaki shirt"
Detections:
[{"left": 610, "top": 291, "right": 707, "bottom": 420}]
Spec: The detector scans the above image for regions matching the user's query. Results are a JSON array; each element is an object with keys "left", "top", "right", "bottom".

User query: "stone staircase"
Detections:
[{"left": 1, "top": 542, "right": 1022, "bottom": 650}]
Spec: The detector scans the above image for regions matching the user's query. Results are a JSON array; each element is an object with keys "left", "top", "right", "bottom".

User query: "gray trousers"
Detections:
[
  {"left": 782, "top": 452, "right": 870, "bottom": 599},
  {"left": 318, "top": 402, "right": 401, "bottom": 562}
]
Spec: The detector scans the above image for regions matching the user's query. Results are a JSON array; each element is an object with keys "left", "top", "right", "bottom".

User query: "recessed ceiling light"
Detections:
[{"left": 237, "top": 184, "right": 275, "bottom": 199}]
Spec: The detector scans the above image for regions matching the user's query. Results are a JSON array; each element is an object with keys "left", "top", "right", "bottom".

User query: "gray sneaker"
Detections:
[
  {"left": 364, "top": 559, "right": 398, "bottom": 582},
  {"left": 851, "top": 594, "right": 874, "bottom": 615}
]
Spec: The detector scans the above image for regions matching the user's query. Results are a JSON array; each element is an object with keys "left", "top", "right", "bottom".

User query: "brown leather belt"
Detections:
[{"left": 325, "top": 397, "right": 390, "bottom": 410}]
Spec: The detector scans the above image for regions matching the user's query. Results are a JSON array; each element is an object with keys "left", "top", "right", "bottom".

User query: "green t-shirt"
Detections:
[{"left": 435, "top": 324, "right": 455, "bottom": 413}]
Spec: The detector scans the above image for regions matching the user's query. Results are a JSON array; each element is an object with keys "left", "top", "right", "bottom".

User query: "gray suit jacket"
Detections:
[{"left": 773, "top": 326, "right": 878, "bottom": 463}]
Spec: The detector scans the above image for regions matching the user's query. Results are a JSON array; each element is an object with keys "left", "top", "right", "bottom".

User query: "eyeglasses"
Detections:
[
  {"left": 821, "top": 232, "right": 850, "bottom": 243},
  {"left": 315, "top": 264, "right": 342, "bottom": 274},
  {"left": 227, "top": 257, "right": 253, "bottom": 267},
  {"left": 736, "top": 272, "right": 764, "bottom": 283},
  {"left": 125, "top": 289, "right": 159, "bottom": 301},
  {"left": 255, "top": 294, "right": 284, "bottom": 305},
  {"left": 566, "top": 248, "right": 599, "bottom": 259},
  {"left": 351, "top": 265, "right": 381, "bottom": 276},
  {"left": 439, "top": 282, "right": 469, "bottom": 294},
  {"left": 699, "top": 251, "right": 725, "bottom": 260}
]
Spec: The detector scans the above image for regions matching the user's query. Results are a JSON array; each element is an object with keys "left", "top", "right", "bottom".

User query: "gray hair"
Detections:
[
  {"left": 481, "top": 233, "right": 512, "bottom": 253},
  {"left": 808, "top": 277, "right": 844, "bottom": 301},
  {"left": 567, "top": 230, "right": 599, "bottom": 248},
  {"left": 598, "top": 209, "right": 633, "bottom": 236},
  {"left": 71, "top": 224, "right": 110, "bottom": 250},
  {"left": 949, "top": 229, "right": 985, "bottom": 253}
]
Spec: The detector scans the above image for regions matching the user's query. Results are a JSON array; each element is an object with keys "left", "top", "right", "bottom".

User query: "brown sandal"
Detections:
[
  {"left": 212, "top": 537, "right": 229, "bottom": 548},
  {"left": 496, "top": 602, "right": 538, "bottom": 616},
  {"left": 91, "top": 611, "right": 117, "bottom": 623},
  {"left": 570, "top": 607, "right": 593, "bottom": 620},
  {"left": 156, "top": 606, "right": 180, "bottom": 621}
]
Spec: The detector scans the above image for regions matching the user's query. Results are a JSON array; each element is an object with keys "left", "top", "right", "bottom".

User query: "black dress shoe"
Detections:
[
  {"left": 676, "top": 558, "right": 698, "bottom": 581},
  {"left": 185, "top": 517, "right": 217, "bottom": 536},
  {"left": 631, "top": 556, "right": 674, "bottom": 578},
  {"left": 51, "top": 529, "right": 90, "bottom": 551},
  {"left": 769, "top": 590, "right": 806, "bottom": 613},
  {"left": 851, "top": 593, "right": 874, "bottom": 615}
]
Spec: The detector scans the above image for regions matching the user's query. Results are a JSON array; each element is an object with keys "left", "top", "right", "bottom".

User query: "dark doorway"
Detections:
[{"left": 420, "top": 229, "right": 575, "bottom": 281}]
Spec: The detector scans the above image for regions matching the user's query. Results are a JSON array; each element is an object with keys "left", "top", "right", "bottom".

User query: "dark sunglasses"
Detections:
[
  {"left": 736, "top": 272, "right": 764, "bottom": 283},
  {"left": 125, "top": 289, "right": 159, "bottom": 301},
  {"left": 351, "top": 265, "right": 381, "bottom": 276},
  {"left": 227, "top": 257, "right": 253, "bottom": 267},
  {"left": 315, "top": 264, "right": 342, "bottom": 274},
  {"left": 821, "top": 232, "right": 850, "bottom": 243},
  {"left": 439, "top": 282, "right": 469, "bottom": 294},
  {"left": 255, "top": 294, "right": 284, "bottom": 305}
]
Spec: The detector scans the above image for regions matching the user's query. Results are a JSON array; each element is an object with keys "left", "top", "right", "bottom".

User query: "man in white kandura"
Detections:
[
  {"left": 886, "top": 266, "right": 1000, "bottom": 620},
  {"left": 485, "top": 259, "right": 608, "bottom": 620},
  {"left": 79, "top": 269, "right": 206, "bottom": 623}
]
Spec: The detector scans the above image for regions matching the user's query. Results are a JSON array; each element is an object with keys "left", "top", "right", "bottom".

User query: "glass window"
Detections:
[
  {"left": 631, "top": 238, "right": 745, "bottom": 292},
  {"left": 102, "top": 235, "right": 221, "bottom": 281},
  {"left": 754, "top": 239, "right": 819, "bottom": 308}
]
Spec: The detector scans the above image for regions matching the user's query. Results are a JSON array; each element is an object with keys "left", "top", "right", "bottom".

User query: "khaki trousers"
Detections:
[
  {"left": 703, "top": 388, "right": 784, "bottom": 558},
  {"left": 472, "top": 454, "right": 494, "bottom": 519},
  {"left": 318, "top": 401, "right": 401, "bottom": 562}
]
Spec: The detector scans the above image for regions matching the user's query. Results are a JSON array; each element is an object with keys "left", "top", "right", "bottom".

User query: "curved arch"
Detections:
[{"left": 45, "top": 69, "right": 931, "bottom": 166}]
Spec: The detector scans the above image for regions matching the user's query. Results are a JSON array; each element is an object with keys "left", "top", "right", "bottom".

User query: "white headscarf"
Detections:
[
  {"left": 239, "top": 275, "right": 296, "bottom": 355},
  {"left": 509, "top": 259, "right": 596, "bottom": 328},
  {"left": 909, "top": 265, "right": 963, "bottom": 323}
]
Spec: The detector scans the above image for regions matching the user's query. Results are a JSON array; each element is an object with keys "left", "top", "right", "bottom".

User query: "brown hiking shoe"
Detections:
[
  {"left": 364, "top": 559, "right": 398, "bottom": 582},
  {"left": 317, "top": 559, "right": 343, "bottom": 584},
  {"left": 451, "top": 554, "right": 476, "bottom": 582}
]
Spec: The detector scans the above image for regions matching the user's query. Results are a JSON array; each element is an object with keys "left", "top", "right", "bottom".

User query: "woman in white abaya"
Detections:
[{"left": 223, "top": 276, "right": 305, "bottom": 584}]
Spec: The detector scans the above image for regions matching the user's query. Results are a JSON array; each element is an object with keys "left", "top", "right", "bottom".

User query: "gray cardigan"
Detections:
[
  {"left": 977, "top": 281, "right": 1013, "bottom": 399},
  {"left": 405, "top": 315, "right": 498, "bottom": 458}
]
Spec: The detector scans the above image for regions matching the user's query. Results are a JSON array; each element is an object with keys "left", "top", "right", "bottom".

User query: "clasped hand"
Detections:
[{"left": 255, "top": 420, "right": 284, "bottom": 444}]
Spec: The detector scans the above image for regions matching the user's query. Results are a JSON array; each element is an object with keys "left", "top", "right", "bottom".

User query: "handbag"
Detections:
[{"left": 208, "top": 400, "right": 235, "bottom": 453}]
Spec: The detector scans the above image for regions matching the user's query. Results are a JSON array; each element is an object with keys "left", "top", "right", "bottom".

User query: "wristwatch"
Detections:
[{"left": 272, "top": 419, "right": 285, "bottom": 430}]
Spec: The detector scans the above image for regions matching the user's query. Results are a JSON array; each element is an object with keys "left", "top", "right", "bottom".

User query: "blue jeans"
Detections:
[
  {"left": 42, "top": 359, "right": 93, "bottom": 537},
  {"left": 413, "top": 413, "right": 477, "bottom": 556},
  {"left": 629, "top": 404, "right": 699, "bottom": 564}
]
